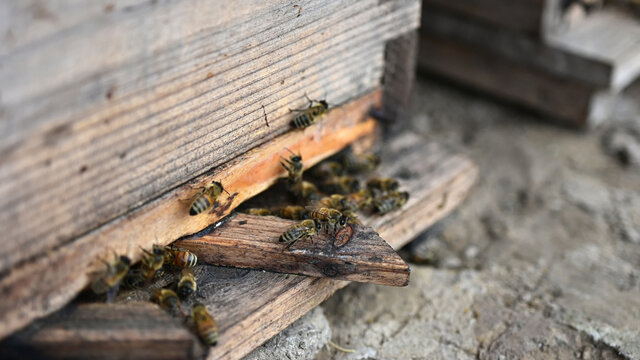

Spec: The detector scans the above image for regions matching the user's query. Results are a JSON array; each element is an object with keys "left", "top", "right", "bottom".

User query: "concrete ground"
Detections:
[{"left": 245, "top": 77, "right": 640, "bottom": 360}]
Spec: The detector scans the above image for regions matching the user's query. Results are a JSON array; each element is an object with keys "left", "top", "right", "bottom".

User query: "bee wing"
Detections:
[{"left": 105, "top": 281, "right": 122, "bottom": 304}]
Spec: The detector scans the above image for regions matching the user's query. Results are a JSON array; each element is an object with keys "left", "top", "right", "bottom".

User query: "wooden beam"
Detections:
[
  {"left": 2, "top": 132, "right": 478, "bottom": 360},
  {"left": 0, "top": 91, "right": 381, "bottom": 340},
  {"left": 175, "top": 214, "right": 411, "bottom": 287},
  {"left": 418, "top": 32, "right": 596, "bottom": 126},
  {"left": 2, "top": 303, "right": 203, "bottom": 360}
]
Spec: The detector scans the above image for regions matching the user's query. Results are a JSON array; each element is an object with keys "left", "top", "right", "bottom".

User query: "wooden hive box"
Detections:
[{"left": 0, "top": 1, "right": 478, "bottom": 358}]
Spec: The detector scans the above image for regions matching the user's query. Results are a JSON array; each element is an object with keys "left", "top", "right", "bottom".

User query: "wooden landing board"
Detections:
[
  {"left": 3, "top": 132, "right": 477, "bottom": 360},
  {"left": 175, "top": 214, "right": 410, "bottom": 287},
  {"left": 0, "top": 0, "right": 420, "bottom": 279},
  {"left": 0, "top": 91, "right": 380, "bottom": 341},
  {"left": 2, "top": 303, "right": 203, "bottom": 360},
  {"left": 418, "top": 32, "right": 596, "bottom": 126},
  {"left": 547, "top": 8, "right": 640, "bottom": 90}
]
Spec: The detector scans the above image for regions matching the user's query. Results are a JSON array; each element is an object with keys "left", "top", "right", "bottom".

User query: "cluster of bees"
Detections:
[
  {"left": 246, "top": 147, "right": 409, "bottom": 249},
  {"left": 90, "top": 244, "right": 217, "bottom": 346},
  {"left": 88, "top": 95, "right": 406, "bottom": 349}
]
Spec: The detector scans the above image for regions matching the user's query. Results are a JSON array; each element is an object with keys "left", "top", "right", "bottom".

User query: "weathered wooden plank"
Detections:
[
  {"left": 382, "top": 31, "right": 418, "bottom": 130},
  {"left": 3, "top": 132, "right": 478, "bottom": 360},
  {"left": 546, "top": 8, "right": 640, "bottom": 90},
  {"left": 175, "top": 214, "right": 411, "bottom": 287},
  {"left": 1, "top": 303, "right": 203, "bottom": 360},
  {"left": 418, "top": 32, "right": 597, "bottom": 125},
  {"left": 0, "top": 0, "right": 420, "bottom": 277},
  {"left": 420, "top": 5, "right": 614, "bottom": 87},
  {"left": 422, "top": 0, "right": 546, "bottom": 36},
  {"left": 0, "top": 91, "right": 381, "bottom": 340}
]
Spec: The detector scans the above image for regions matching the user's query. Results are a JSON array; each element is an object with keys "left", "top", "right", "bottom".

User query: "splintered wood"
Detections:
[
  {"left": 4, "top": 132, "right": 478, "bottom": 360},
  {"left": 175, "top": 214, "right": 411, "bottom": 286}
]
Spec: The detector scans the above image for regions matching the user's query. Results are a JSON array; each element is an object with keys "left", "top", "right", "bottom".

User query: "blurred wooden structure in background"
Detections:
[{"left": 418, "top": 0, "right": 640, "bottom": 126}]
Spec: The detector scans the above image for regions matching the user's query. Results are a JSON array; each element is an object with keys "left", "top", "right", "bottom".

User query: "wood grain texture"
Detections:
[
  {"left": 2, "top": 132, "right": 478, "bottom": 360},
  {"left": 2, "top": 303, "right": 203, "bottom": 360},
  {"left": 422, "top": 0, "right": 545, "bottom": 36},
  {"left": 0, "top": 91, "right": 381, "bottom": 341},
  {"left": 382, "top": 31, "right": 418, "bottom": 130},
  {"left": 418, "top": 32, "right": 597, "bottom": 126},
  {"left": 0, "top": 0, "right": 420, "bottom": 276},
  {"left": 420, "top": 5, "right": 614, "bottom": 87},
  {"left": 175, "top": 214, "right": 411, "bottom": 287}
]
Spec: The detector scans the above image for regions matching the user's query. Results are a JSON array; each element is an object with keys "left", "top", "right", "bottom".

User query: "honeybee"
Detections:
[
  {"left": 291, "top": 180, "right": 321, "bottom": 201},
  {"left": 374, "top": 191, "right": 409, "bottom": 213},
  {"left": 177, "top": 268, "right": 197, "bottom": 299},
  {"left": 278, "top": 205, "right": 309, "bottom": 220},
  {"left": 92, "top": 254, "right": 131, "bottom": 302},
  {"left": 189, "top": 181, "right": 229, "bottom": 216},
  {"left": 245, "top": 208, "right": 273, "bottom": 216},
  {"left": 316, "top": 194, "right": 354, "bottom": 211},
  {"left": 366, "top": 177, "right": 399, "bottom": 193},
  {"left": 140, "top": 244, "right": 166, "bottom": 283},
  {"left": 280, "top": 149, "right": 303, "bottom": 184},
  {"left": 192, "top": 303, "right": 218, "bottom": 346},
  {"left": 346, "top": 189, "right": 374, "bottom": 210},
  {"left": 342, "top": 153, "right": 380, "bottom": 173},
  {"left": 164, "top": 245, "right": 198, "bottom": 268},
  {"left": 310, "top": 161, "right": 343, "bottom": 178},
  {"left": 342, "top": 209, "right": 361, "bottom": 225},
  {"left": 279, "top": 219, "right": 318, "bottom": 248},
  {"left": 306, "top": 207, "right": 347, "bottom": 233},
  {"left": 320, "top": 176, "right": 360, "bottom": 194},
  {"left": 151, "top": 288, "right": 184, "bottom": 316},
  {"left": 289, "top": 95, "right": 329, "bottom": 129}
]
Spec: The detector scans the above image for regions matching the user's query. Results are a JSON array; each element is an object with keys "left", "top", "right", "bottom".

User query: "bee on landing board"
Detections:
[
  {"left": 192, "top": 303, "right": 218, "bottom": 346},
  {"left": 342, "top": 153, "right": 380, "bottom": 173},
  {"left": 91, "top": 254, "right": 131, "bottom": 303},
  {"left": 374, "top": 191, "right": 409, "bottom": 214},
  {"left": 315, "top": 194, "right": 355, "bottom": 212},
  {"left": 346, "top": 189, "right": 374, "bottom": 210},
  {"left": 279, "top": 219, "right": 318, "bottom": 248},
  {"left": 164, "top": 245, "right": 198, "bottom": 268},
  {"left": 140, "top": 244, "right": 166, "bottom": 283},
  {"left": 177, "top": 268, "right": 197, "bottom": 299},
  {"left": 278, "top": 205, "right": 309, "bottom": 220},
  {"left": 291, "top": 180, "right": 321, "bottom": 202},
  {"left": 151, "top": 288, "right": 184, "bottom": 316},
  {"left": 189, "top": 181, "right": 229, "bottom": 216},
  {"left": 306, "top": 207, "right": 347, "bottom": 233},
  {"left": 289, "top": 94, "right": 329, "bottom": 129},
  {"left": 366, "top": 177, "right": 399, "bottom": 193},
  {"left": 320, "top": 176, "right": 360, "bottom": 194},
  {"left": 245, "top": 208, "right": 273, "bottom": 216}
]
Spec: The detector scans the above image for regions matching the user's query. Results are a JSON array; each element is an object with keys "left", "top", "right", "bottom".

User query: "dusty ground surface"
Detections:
[{"left": 246, "top": 77, "right": 640, "bottom": 360}]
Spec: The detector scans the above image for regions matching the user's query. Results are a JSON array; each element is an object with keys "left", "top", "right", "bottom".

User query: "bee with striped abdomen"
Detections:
[
  {"left": 281, "top": 149, "right": 304, "bottom": 184},
  {"left": 192, "top": 303, "right": 218, "bottom": 346},
  {"left": 278, "top": 205, "right": 309, "bottom": 220},
  {"left": 310, "top": 161, "right": 343, "bottom": 178},
  {"left": 316, "top": 194, "right": 354, "bottom": 212},
  {"left": 279, "top": 219, "right": 318, "bottom": 248},
  {"left": 306, "top": 207, "right": 347, "bottom": 233},
  {"left": 289, "top": 95, "right": 329, "bottom": 129},
  {"left": 91, "top": 254, "right": 131, "bottom": 303},
  {"left": 177, "top": 268, "right": 197, "bottom": 299},
  {"left": 140, "top": 244, "right": 166, "bottom": 283},
  {"left": 245, "top": 208, "right": 273, "bottom": 216},
  {"left": 346, "top": 189, "right": 374, "bottom": 210},
  {"left": 189, "top": 181, "right": 229, "bottom": 216},
  {"left": 366, "top": 177, "right": 399, "bottom": 193},
  {"left": 151, "top": 288, "right": 184, "bottom": 316},
  {"left": 291, "top": 180, "right": 321, "bottom": 202},
  {"left": 342, "top": 153, "right": 380, "bottom": 173},
  {"left": 374, "top": 191, "right": 409, "bottom": 214},
  {"left": 320, "top": 176, "right": 360, "bottom": 194},
  {"left": 164, "top": 245, "right": 198, "bottom": 268}
]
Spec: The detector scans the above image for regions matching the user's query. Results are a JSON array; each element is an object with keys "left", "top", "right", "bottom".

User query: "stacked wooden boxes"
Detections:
[
  {"left": 418, "top": 0, "right": 640, "bottom": 126},
  {"left": 0, "top": 1, "right": 478, "bottom": 359}
]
